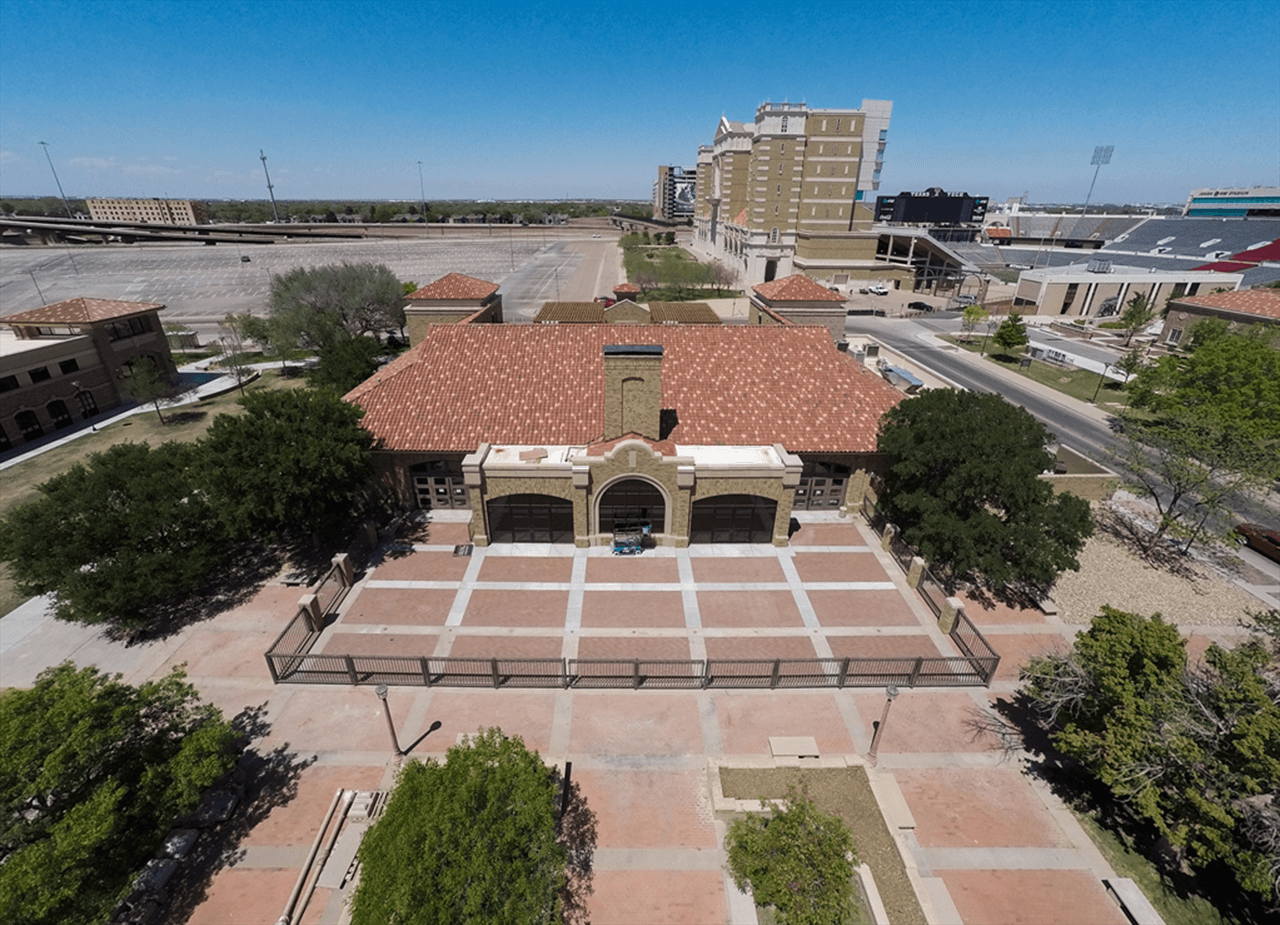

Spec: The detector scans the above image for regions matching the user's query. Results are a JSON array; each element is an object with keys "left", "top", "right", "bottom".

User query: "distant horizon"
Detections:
[{"left": 2, "top": 1, "right": 1275, "bottom": 204}]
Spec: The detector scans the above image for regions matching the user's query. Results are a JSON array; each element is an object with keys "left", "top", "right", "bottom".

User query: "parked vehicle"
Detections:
[
  {"left": 907, "top": 301, "right": 932, "bottom": 312},
  {"left": 868, "top": 285, "right": 889, "bottom": 296},
  {"left": 954, "top": 294, "right": 978, "bottom": 305},
  {"left": 1234, "top": 523, "right": 1280, "bottom": 564}
]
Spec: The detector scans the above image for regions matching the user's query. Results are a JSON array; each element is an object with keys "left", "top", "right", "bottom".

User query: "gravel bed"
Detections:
[
  {"left": 719, "top": 766, "right": 926, "bottom": 925},
  {"left": 1053, "top": 516, "right": 1261, "bottom": 627}
]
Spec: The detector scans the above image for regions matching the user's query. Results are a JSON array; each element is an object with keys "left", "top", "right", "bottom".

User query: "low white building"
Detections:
[{"left": 1012, "top": 259, "right": 1242, "bottom": 318}]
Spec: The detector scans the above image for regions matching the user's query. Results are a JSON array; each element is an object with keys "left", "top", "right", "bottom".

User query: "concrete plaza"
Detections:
[{"left": 25, "top": 513, "right": 1130, "bottom": 925}]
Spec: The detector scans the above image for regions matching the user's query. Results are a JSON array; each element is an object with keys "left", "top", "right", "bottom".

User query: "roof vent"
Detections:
[{"left": 1086, "top": 258, "right": 1112, "bottom": 274}]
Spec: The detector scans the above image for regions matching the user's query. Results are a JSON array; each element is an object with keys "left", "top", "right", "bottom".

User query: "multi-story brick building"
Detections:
[
  {"left": 1, "top": 298, "right": 177, "bottom": 451},
  {"left": 85, "top": 198, "right": 208, "bottom": 225},
  {"left": 652, "top": 166, "right": 697, "bottom": 223},
  {"left": 692, "top": 100, "right": 892, "bottom": 284}
]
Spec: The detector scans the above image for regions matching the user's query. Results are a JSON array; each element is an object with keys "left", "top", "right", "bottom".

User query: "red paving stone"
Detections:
[
  {"left": 160, "top": 628, "right": 279, "bottom": 678},
  {"left": 689, "top": 556, "right": 785, "bottom": 583},
  {"left": 221, "top": 584, "right": 312, "bottom": 621},
  {"left": 577, "top": 636, "right": 692, "bottom": 661},
  {"left": 267, "top": 687, "right": 418, "bottom": 753},
  {"left": 792, "top": 551, "right": 892, "bottom": 582},
  {"left": 850, "top": 690, "right": 996, "bottom": 753},
  {"left": 243, "top": 765, "right": 385, "bottom": 847},
  {"left": 808, "top": 588, "right": 921, "bottom": 626},
  {"left": 958, "top": 591, "right": 1049, "bottom": 626},
  {"left": 895, "top": 767, "right": 1071, "bottom": 847},
  {"left": 787, "top": 522, "right": 867, "bottom": 546},
  {"left": 986, "top": 632, "right": 1070, "bottom": 682},
  {"left": 588, "top": 870, "right": 724, "bottom": 925},
  {"left": 317, "top": 631, "right": 439, "bottom": 656},
  {"left": 418, "top": 520, "right": 472, "bottom": 546},
  {"left": 715, "top": 691, "right": 856, "bottom": 755},
  {"left": 938, "top": 869, "right": 1127, "bottom": 925},
  {"left": 420, "top": 689, "right": 559, "bottom": 755},
  {"left": 584, "top": 556, "right": 681, "bottom": 583},
  {"left": 827, "top": 633, "right": 948, "bottom": 659},
  {"left": 370, "top": 549, "right": 471, "bottom": 581},
  {"left": 580, "top": 590, "right": 688, "bottom": 627},
  {"left": 183, "top": 868, "right": 304, "bottom": 925},
  {"left": 568, "top": 693, "right": 704, "bottom": 756},
  {"left": 340, "top": 587, "right": 457, "bottom": 625},
  {"left": 697, "top": 590, "right": 805, "bottom": 627},
  {"left": 575, "top": 769, "right": 717, "bottom": 848},
  {"left": 463, "top": 588, "right": 569, "bottom": 626},
  {"left": 448, "top": 634, "right": 564, "bottom": 659},
  {"left": 704, "top": 635, "right": 819, "bottom": 660},
  {"left": 476, "top": 555, "right": 573, "bottom": 582}
]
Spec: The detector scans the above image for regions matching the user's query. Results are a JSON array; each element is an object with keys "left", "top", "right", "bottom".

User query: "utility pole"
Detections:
[
  {"left": 38, "top": 142, "right": 75, "bottom": 220},
  {"left": 259, "top": 149, "right": 280, "bottom": 223}
]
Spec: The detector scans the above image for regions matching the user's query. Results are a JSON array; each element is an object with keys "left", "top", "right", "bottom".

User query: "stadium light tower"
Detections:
[
  {"left": 38, "top": 142, "right": 76, "bottom": 220},
  {"left": 1080, "top": 145, "right": 1114, "bottom": 219},
  {"left": 417, "top": 160, "right": 427, "bottom": 219},
  {"left": 259, "top": 149, "right": 281, "bottom": 223}
]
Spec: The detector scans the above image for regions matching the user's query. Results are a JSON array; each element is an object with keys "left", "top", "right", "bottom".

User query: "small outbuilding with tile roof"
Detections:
[
  {"left": 346, "top": 323, "right": 904, "bottom": 547},
  {"left": 749, "top": 274, "right": 849, "bottom": 341},
  {"left": 403, "top": 272, "right": 503, "bottom": 344},
  {"left": 1157, "top": 289, "right": 1280, "bottom": 348},
  {"left": 1, "top": 297, "right": 176, "bottom": 451}
]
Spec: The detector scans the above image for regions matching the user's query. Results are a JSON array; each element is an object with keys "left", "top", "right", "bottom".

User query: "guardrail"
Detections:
[{"left": 262, "top": 653, "right": 998, "bottom": 689}]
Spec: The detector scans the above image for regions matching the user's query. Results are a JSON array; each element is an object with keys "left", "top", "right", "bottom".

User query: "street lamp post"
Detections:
[
  {"left": 417, "top": 161, "right": 427, "bottom": 220},
  {"left": 374, "top": 685, "right": 402, "bottom": 756},
  {"left": 867, "top": 685, "right": 900, "bottom": 766},
  {"left": 38, "top": 142, "right": 75, "bottom": 221},
  {"left": 1091, "top": 363, "right": 1111, "bottom": 404}
]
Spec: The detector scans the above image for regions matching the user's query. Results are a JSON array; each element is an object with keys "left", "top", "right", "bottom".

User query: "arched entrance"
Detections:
[
  {"left": 597, "top": 478, "right": 666, "bottom": 535},
  {"left": 689, "top": 494, "right": 777, "bottom": 544},
  {"left": 487, "top": 494, "right": 574, "bottom": 543}
]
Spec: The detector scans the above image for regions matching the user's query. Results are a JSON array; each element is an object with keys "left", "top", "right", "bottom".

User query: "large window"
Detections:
[
  {"left": 487, "top": 494, "right": 574, "bottom": 544},
  {"left": 793, "top": 461, "right": 851, "bottom": 511},
  {"left": 46, "top": 400, "right": 73, "bottom": 430},
  {"left": 689, "top": 494, "right": 777, "bottom": 544},
  {"left": 15, "top": 410, "right": 43, "bottom": 442},
  {"left": 410, "top": 460, "right": 469, "bottom": 510},
  {"left": 597, "top": 479, "right": 665, "bottom": 534}
]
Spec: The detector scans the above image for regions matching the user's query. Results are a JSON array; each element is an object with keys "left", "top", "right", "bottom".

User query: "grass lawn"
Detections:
[
  {"left": 1071, "top": 809, "right": 1233, "bottom": 925},
  {"left": 720, "top": 766, "right": 924, "bottom": 925},
  {"left": 0, "top": 370, "right": 304, "bottom": 618},
  {"left": 943, "top": 334, "right": 1131, "bottom": 413}
]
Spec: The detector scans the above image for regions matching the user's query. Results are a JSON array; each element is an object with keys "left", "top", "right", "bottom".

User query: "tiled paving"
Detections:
[{"left": 42, "top": 514, "right": 1145, "bottom": 925}]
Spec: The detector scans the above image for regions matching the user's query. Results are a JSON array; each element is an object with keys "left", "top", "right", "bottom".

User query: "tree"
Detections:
[
  {"left": 199, "top": 388, "right": 373, "bottom": 541},
  {"left": 0, "top": 443, "right": 228, "bottom": 629},
  {"left": 0, "top": 663, "right": 238, "bottom": 925},
  {"left": 125, "top": 357, "right": 195, "bottom": 423},
  {"left": 1022, "top": 607, "right": 1280, "bottom": 907},
  {"left": 218, "top": 313, "right": 258, "bottom": 394},
  {"left": 308, "top": 334, "right": 383, "bottom": 394},
  {"left": 1186, "top": 316, "right": 1230, "bottom": 351},
  {"left": 711, "top": 260, "right": 737, "bottom": 294},
  {"left": 267, "top": 262, "right": 406, "bottom": 348},
  {"left": 352, "top": 729, "right": 568, "bottom": 925},
  {"left": 960, "top": 304, "right": 989, "bottom": 343},
  {"left": 991, "top": 312, "right": 1029, "bottom": 358},
  {"left": 725, "top": 785, "right": 857, "bottom": 925},
  {"left": 876, "top": 389, "right": 1093, "bottom": 591},
  {"left": 1115, "top": 346, "right": 1144, "bottom": 384},
  {"left": 1118, "top": 293, "right": 1156, "bottom": 346}
]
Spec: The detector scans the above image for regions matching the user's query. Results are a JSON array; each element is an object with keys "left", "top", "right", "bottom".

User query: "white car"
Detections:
[{"left": 868, "top": 285, "right": 889, "bottom": 296}]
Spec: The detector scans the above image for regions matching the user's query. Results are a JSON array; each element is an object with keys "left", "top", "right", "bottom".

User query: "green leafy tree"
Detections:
[
  {"left": 1186, "top": 316, "right": 1230, "bottom": 350},
  {"left": 352, "top": 728, "right": 568, "bottom": 925},
  {"left": 267, "top": 262, "right": 406, "bottom": 348},
  {"left": 0, "top": 443, "right": 227, "bottom": 628},
  {"left": 1023, "top": 607, "right": 1280, "bottom": 905},
  {"left": 991, "top": 312, "right": 1029, "bottom": 357},
  {"left": 1115, "top": 346, "right": 1144, "bottom": 384},
  {"left": 199, "top": 388, "right": 373, "bottom": 541},
  {"left": 726, "top": 785, "right": 857, "bottom": 925},
  {"left": 124, "top": 357, "right": 194, "bottom": 423},
  {"left": 309, "top": 334, "right": 383, "bottom": 394},
  {"left": 1118, "top": 293, "right": 1156, "bottom": 346},
  {"left": 218, "top": 313, "right": 257, "bottom": 394},
  {"left": 960, "top": 304, "right": 989, "bottom": 342},
  {"left": 0, "top": 664, "right": 238, "bottom": 925},
  {"left": 876, "top": 390, "right": 1093, "bottom": 590}
]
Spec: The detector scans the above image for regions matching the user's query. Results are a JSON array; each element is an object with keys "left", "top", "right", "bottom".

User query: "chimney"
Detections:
[{"left": 602, "top": 345, "right": 663, "bottom": 441}]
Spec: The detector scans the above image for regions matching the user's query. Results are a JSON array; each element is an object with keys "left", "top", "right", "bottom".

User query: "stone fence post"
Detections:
[
  {"left": 906, "top": 556, "right": 925, "bottom": 589},
  {"left": 938, "top": 596, "right": 965, "bottom": 635},
  {"left": 881, "top": 523, "right": 896, "bottom": 552},
  {"left": 298, "top": 593, "right": 323, "bottom": 632},
  {"left": 332, "top": 553, "right": 354, "bottom": 586}
]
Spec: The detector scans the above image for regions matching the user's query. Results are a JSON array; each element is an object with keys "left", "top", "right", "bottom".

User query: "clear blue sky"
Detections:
[{"left": 2, "top": 0, "right": 1276, "bottom": 205}]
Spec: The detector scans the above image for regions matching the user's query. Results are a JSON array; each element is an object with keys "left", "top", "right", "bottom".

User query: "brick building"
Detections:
[
  {"left": 345, "top": 324, "right": 903, "bottom": 547},
  {"left": 1157, "top": 288, "right": 1280, "bottom": 348}
]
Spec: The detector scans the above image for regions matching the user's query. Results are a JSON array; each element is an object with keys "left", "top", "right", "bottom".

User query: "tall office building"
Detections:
[
  {"left": 86, "top": 198, "right": 208, "bottom": 225},
  {"left": 693, "top": 99, "right": 891, "bottom": 284},
  {"left": 652, "top": 166, "right": 697, "bottom": 222}
]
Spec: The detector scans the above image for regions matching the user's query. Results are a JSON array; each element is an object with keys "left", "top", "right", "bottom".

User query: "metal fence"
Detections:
[
  {"left": 888, "top": 532, "right": 915, "bottom": 572},
  {"left": 313, "top": 562, "right": 350, "bottom": 617},
  {"left": 951, "top": 610, "right": 1001, "bottom": 667},
  {"left": 917, "top": 568, "right": 947, "bottom": 619},
  {"left": 263, "top": 652, "right": 998, "bottom": 689}
]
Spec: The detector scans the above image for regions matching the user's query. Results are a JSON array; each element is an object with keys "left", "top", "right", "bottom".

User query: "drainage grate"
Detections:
[{"left": 453, "top": 544, "right": 474, "bottom": 557}]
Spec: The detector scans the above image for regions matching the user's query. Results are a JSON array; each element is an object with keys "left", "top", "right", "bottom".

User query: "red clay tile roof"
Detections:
[
  {"left": 613, "top": 283, "right": 641, "bottom": 293},
  {"left": 1174, "top": 289, "right": 1280, "bottom": 321},
  {"left": 533, "top": 302, "right": 607, "bottom": 323},
  {"left": 3, "top": 297, "right": 164, "bottom": 325},
  {"left": 406, "top": 272, "right": 499, "bottom": 301},
  {"left": 347, "top": 325, "right": 903, "bottom": 454},
  {"left": 648, "top": 302, "right": 722, "bottom": 324},
  {"left": 753, "top": 274, "right": 845, "bottom": 302}
]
